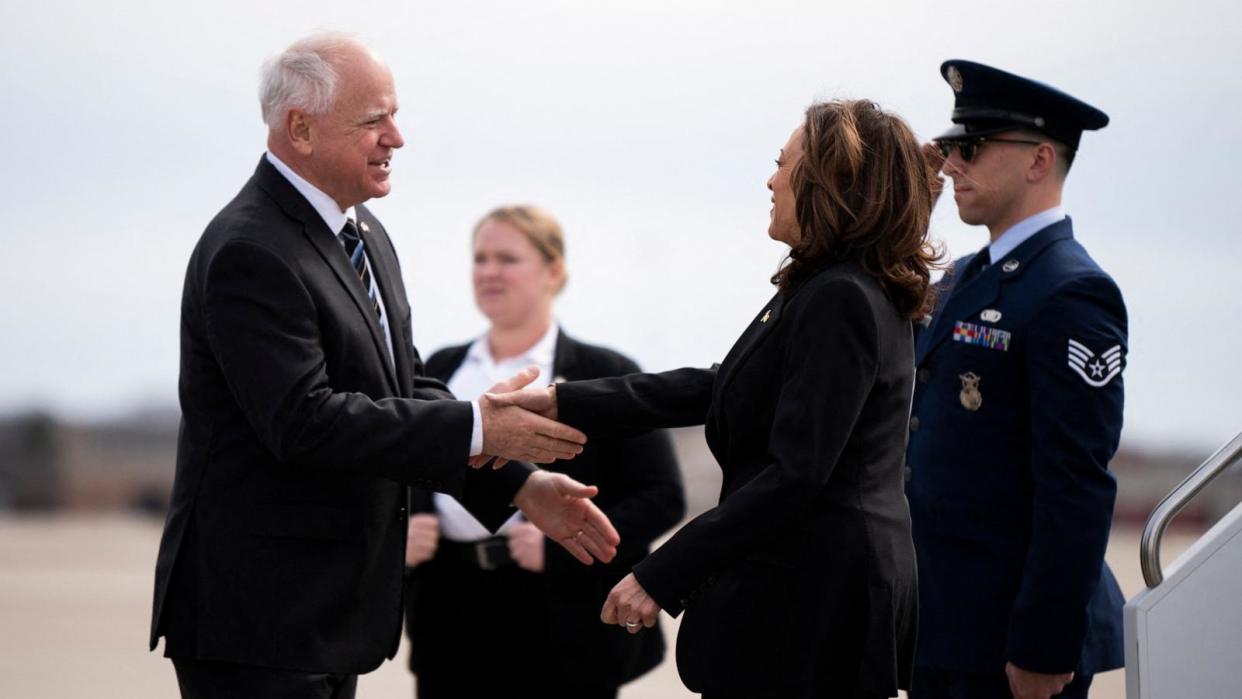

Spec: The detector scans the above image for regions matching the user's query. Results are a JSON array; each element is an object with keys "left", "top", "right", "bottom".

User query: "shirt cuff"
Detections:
[{"left": 469, "top": 400, "right": 484, "bottom": 456}]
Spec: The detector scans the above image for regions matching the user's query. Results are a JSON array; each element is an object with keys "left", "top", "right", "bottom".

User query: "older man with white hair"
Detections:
[{"left": 149, "top": 32, "right": 619, "bottom": 698}]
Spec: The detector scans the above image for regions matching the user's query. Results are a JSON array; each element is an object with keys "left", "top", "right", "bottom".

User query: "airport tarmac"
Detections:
[{"left": 0, "top": 515, "right": 1194, "bottom": 698}]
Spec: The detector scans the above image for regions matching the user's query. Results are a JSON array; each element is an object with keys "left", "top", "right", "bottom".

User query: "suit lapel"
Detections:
[
  {"left": 552, "top": 330, "right": 583, "bottom": 382},
  {"left": 254, "top": 158, "right": 399, "bottom": 395},
  {"left": 714, "top": 292, "right": 785, "bottom": 398},
  {"left": 917, "top": 255, "right": 1001, "bottom": 364},
  {"left": 917, "top": 218, "right": 1075, "bottom": 364}
]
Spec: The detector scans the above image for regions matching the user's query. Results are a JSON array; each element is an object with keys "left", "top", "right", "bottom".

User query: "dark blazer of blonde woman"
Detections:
[{"left": 405, "top": 330, "right": 685, "bottom": 698}]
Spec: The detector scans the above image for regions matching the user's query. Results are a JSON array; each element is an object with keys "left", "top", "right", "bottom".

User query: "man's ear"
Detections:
[
  {"left": 1027, "top": 143, "right": 1057, "bottom": 183},
  {"left": 287, "top": 110, "right": 314, "bottom": 156}
]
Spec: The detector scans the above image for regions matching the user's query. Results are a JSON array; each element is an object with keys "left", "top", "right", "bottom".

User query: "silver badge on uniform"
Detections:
[
  {"left": 959, "top": 372, "right": 982, "bottom": 411},
  {"left": 1067, "top": 339, "right": 1123, "bottom": 387},
  {"left": 1002, "top": 259, "right": 1020, "bottom": 273},
  {"left": 981, "top": 309, "right": 1002, "bottom": 323}
]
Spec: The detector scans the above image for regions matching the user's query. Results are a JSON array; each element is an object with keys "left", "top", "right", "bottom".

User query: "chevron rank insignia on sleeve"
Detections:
[{"left": 1067, "top": 339, "right": 1123, "bottom": 387}]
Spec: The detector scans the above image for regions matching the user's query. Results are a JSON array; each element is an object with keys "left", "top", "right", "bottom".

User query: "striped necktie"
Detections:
[{"left": 339, "top": 218, "right": 384, "bottom": 323}]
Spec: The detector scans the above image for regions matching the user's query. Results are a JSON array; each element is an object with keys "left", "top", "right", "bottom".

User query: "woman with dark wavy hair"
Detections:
[{"left": 495, "top": 99, "right": 940, "bottom": 698}]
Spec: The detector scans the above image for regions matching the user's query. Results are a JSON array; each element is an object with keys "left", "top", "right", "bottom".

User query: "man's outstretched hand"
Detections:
[
  {"left": 473, "top": 377, "right": 570, "bottom": 470},
  {"left": 468, "top": 365, "right": 543, "bottom": 469},
  {"left": 514, "top": 470, "right": 619, "bottom": 565},
  {"left": 488, "top": 384, "right": 558, "bottom": 420}
]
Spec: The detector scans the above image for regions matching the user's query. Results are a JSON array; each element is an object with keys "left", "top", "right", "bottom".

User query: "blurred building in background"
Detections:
[
  {"left": 0, "top": 410, "right": 178, "bottom": 515},
  {"left": 0, "top": 409, "right": 1236, "bottom": 531}
]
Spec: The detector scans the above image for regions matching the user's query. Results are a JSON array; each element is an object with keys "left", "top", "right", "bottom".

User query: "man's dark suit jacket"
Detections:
[
  {"left": 150, "top": 156, "right": 529, "bottom": 674},
  {"left": 404, "top": 330, "right": 685, "bottom": 690},
  {"left": 554, "top": 262, "right": 919, "bottom": 699}
]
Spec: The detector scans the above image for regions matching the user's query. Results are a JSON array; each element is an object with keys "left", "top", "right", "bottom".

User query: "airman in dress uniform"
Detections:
[{"left": 906, "top": 60, "right": 1128, "bottom": 699}]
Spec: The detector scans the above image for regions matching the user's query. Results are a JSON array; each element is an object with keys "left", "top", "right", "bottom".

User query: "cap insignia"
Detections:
[{"left": 947, "top": 66, "right": 964, "bottom": 93}]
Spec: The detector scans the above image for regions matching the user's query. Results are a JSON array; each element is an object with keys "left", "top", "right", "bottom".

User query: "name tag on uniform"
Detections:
[{"left": 953, "top": 321, "right": 1012, "bottom": 352}]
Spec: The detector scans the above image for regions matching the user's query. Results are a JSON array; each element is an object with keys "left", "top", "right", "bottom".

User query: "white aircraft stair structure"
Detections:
[{"left": 1125, "top": 431, "right": 1242, "bottom": 699}]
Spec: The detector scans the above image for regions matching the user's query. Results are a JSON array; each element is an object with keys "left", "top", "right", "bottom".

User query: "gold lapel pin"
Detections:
[{"left": 760, "top": 310, "right": 771, "bottom": 323}]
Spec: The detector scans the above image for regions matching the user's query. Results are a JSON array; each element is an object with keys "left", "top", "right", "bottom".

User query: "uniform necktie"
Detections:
[
  {"left": 339, "top": 218, "right": 384, "bottom": 323},
  {"left": 955, "top": 247, "right": 991, "bottom": 287}
]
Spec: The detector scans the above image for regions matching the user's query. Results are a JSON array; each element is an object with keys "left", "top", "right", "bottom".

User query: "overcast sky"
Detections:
[{"left": 1, "top": 0, "right": 1239, "bottom": 452}]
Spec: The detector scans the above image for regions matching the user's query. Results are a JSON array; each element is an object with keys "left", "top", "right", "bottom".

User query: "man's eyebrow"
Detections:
[{"left": 358, "top": 108, "right": 393, "bottom": 122}]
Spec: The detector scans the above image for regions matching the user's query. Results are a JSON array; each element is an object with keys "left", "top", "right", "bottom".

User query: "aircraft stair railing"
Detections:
[{"left": 1125, "top": 431, "right": 1242, "bottom": 698}]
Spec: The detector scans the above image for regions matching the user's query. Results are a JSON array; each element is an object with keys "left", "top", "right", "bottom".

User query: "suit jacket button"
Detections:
[
  {"left": 917, "top": 367, "right": 931, "bottom": 383},
  {"left": 909, "top": 416, "right": 920, "bottom": 432}
]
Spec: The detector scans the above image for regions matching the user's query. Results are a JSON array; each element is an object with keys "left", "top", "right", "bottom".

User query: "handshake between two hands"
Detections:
[
  {"left": 459, "top": 366, "right": 662, "bottom": 633},
  {"left": 470, "top": 366, "right": 619, "bottom": 566}
]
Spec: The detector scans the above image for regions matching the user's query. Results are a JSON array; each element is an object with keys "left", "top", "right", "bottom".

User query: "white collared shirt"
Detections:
[
  {"left": 988, "top": 206, "right": 1067, "bottom": 263},
  {"left": 435, "top": 323, "right": 561, "bottom": 541},
  {"left": 265, "top": 151, "right": 484, "bottom": 457}
]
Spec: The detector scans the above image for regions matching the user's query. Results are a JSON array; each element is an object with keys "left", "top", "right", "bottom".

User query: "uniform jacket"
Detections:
[
  {"left": 906, "top": 217, "right": 1127, "bottom": 676},
  {"left": 405, "top": 331, "right": 686, "bottom": 688},
  {"left": 149, "top": 156, "right": 530, "bottom": 674},
  {"left": 556, "top": 262, "right": 919, "bottom": 698}
]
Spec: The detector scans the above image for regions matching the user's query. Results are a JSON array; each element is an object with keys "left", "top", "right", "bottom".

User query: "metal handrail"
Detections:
[{"left": 1140, "top": 431, "right": 1242, "bottom": 587}]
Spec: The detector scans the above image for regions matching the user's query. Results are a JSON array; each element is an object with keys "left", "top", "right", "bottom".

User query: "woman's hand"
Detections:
[
  {"left": 601, "top": 573, "right": 661, "bottom": 634},
  {"left": 506, "top": 522, "right": 546, "bottom": 572},
  {"left": 405, "top": 514, "right": 440, "bottom": 568}
]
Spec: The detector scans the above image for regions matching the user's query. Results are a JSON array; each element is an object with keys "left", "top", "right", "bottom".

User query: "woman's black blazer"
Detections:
[
  {"left": 404, "top": 330, "right": 686, "bottom": 687},
  {"left": 556, "top": 262, "right": 919, "bottom": 698}
]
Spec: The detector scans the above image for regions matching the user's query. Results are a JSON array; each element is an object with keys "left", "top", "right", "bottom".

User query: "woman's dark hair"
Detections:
[{"left": 771, "top": 100, "right": 942, "bottom": 318}]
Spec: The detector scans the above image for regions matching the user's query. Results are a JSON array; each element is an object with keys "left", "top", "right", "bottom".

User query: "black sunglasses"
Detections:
[{"left": 937, "top": 137, "right": 1043, "bottom": 163}]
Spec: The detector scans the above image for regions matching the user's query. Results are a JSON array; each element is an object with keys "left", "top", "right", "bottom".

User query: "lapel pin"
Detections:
[
  {"left": 760, "top": 309, "right": 771, "bottom": 323},
  {"left": 981, "top": 309, "right": 1002, "bottom": 323},
  {"left": 958, "top": 371, "right": 982, "bottom": 412},
  {"left": 360, "top": 221, "right": 370, "bottom": 233},
  {"left": 1002, "top": 259, "right": 1019, "bottom": 273}
]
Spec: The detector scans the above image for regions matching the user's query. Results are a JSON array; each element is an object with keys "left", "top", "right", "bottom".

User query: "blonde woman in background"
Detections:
[{"left": 403, "top": 205, "right": 686, "bottom": 698}]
